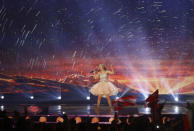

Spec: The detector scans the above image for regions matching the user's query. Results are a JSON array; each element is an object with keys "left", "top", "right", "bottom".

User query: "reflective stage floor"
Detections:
[{"left": 1, "top": 103, "right": 188, "bottom": 116}]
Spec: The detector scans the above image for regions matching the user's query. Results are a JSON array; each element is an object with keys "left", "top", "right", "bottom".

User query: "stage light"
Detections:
[
  {"left": 58, "top": 105, "right": 61, "bottom": 110},
  {"left": 144, "top": 94, "right": 148, "bottom": 100},
  {"left": 30, "top": 96, "right": 34, "bottom": 99},
  {"left": 87, "top": 105, "right": 91, "bottom": 110},
  {"left": 145, "top": 107, "right": 150, "bottom": 113},
  {"left": 174, "top": 106, "right": 179, "bottom": 113},
  {"left": 1, "top": 105, "right": 4, "bottom": 111},
  {"left": 156, "top": 125, "right": 160, "bottom": 129},
  {"left": 174, "top": 97, "right": 179, "bottom": 102},
  {"left": 1, "top": 96, "right": 4, "bottom": 99},
  {"left": 86, "top": 96, "right": 90, "bottom": 100},
  {"left": 116, "top": 96, "right": 119, "bottom": 100},
  {"left": 62, "top": 111, "right": 66, "bottom": 114},
  {"left": 57, "top": 96, "right": 61, "bottom": 100}
]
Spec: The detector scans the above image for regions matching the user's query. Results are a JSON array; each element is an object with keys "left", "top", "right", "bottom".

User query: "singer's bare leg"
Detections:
[
  {"left": 96, "top": 95, "right": 102, "bottom": 113},
  {"left": 106, "top": 95, "right": 113, "bottom": 112}
]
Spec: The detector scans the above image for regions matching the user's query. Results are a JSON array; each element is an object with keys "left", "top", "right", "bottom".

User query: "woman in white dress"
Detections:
[{"left": 90, "top": 64, "right": 119, "bottom": 112}]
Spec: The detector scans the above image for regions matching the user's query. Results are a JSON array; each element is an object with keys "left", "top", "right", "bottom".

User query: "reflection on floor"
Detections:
[{"left": 1, "top": 104, "right": 188, "bottom": 116}]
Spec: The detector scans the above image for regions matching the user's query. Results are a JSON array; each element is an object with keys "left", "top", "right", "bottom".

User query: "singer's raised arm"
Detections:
[{"left": 107, "top": 65, "right": 114, "bottom": 74}]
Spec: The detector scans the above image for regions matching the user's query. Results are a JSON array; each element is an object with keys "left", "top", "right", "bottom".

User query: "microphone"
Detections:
[
  {"left": 90, "top": 70, "right": 95, "bottom": 73},
  {"left": 90, "top": 68, "right": 98, "bottom": 73}
]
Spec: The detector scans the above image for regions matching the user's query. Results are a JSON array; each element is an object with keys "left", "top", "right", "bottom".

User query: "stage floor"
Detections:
[{"left": 1, "top": 104, "right": 188, "bottom": 116}]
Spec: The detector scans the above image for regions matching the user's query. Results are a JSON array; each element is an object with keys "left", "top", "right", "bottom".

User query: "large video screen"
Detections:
[{"left": 0, "top": 0, "right": 193, "bottom": 97}]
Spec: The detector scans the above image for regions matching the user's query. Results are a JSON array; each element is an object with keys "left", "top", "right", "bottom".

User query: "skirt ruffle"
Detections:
[{"left": 90, "top": 81, "right": 118, "bottom": 97}]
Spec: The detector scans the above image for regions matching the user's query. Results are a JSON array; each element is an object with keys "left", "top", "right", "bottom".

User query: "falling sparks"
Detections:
[{"left": 0, "top": 0, "right": 193, "bottom": 95}]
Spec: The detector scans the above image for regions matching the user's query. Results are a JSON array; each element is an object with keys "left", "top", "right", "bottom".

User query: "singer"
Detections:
[{"left": 90, "top": 64, "right": 119, "bottom": 112}]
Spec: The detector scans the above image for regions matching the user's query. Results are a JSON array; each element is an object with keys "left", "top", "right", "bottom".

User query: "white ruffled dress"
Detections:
[{"left": 90, "top": 73, "right": 118, "bottom": 97}]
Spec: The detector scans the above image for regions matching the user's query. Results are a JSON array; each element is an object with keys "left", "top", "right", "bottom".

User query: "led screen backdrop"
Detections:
[{"left": 0, "top": 0, "right": 193, "bottom": 97}]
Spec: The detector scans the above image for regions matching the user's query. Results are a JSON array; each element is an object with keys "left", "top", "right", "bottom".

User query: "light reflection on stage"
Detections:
[{"left": 1, "top": 104, "right": 188, "bottom": 116}]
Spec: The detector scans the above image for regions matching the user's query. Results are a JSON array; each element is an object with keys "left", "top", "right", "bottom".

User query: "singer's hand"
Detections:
[{"left": 110, "top": 65, "right": 113, "bottom": 69}]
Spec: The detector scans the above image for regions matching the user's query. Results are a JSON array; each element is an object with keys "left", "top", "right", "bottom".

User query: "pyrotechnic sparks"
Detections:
[{"left": 0, "top": 0, "right": 193, "bottom": 96}]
